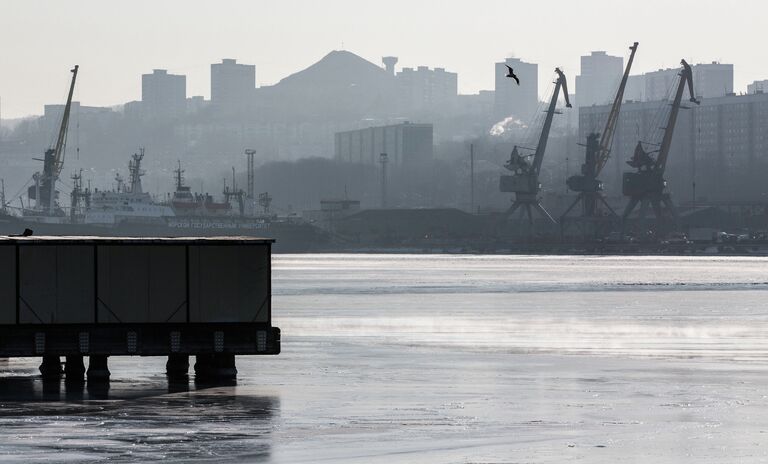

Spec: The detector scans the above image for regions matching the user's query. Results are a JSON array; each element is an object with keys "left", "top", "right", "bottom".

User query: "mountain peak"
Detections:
[
  {"left": 277, "top": 50, "right": 391, "bottom": 87},
  {"left": 257, "top": 50, "right": 399, "bottom": 121}
]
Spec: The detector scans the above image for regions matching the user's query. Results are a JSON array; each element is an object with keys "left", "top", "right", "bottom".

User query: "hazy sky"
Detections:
[{"left": 0, "top": 0, "right": 763, "bottom": 118}]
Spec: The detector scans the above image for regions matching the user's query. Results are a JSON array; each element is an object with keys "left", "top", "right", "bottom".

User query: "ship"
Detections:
[
  {"left": 80, "top": 149, "right": 175, "bottom": 227},
  {"left": 0, "top": 66, "right": 328, "bottom": 252},
  {"left": 2, "top": 151, "right": 328, "bottom": 252}
]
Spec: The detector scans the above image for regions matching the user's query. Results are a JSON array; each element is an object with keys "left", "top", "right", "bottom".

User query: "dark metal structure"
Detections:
[
  {"left": 500, "top": 68, "right": 572, "bottom": 225},
  {"left": 223, "top": 167, "right": 245, "bottom": 216},
  {"left": 562, "top": 42, "right": 639, "bottom": 228},
  {"left": 622, "top": 59, "right": 699, "bottom": 223},
  {"left": 0, "top": 236, "right": 280, "bottom": 380}
]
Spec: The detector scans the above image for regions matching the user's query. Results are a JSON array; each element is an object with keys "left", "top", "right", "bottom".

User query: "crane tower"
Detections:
[
  {"left": 500, "top": 68, "right": 572, "bottom": 226},
  {"left": 561, "top": 42, "right": 639, "bottom": 235},
  {"left": 621, "top": 59, "right": 698, "bottom": 225}
]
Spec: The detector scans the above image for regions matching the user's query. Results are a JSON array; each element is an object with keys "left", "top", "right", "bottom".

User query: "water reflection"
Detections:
[{"left": 0, "top": 372, "right": 280, "bottom": 461}]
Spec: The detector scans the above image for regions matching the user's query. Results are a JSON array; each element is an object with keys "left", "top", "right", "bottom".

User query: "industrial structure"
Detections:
[
  {"left": 580, "top": 87, "right": 768, "bottom": 203},
  {"left": 26, "top": 65, "right": 78, "bottom": 219},
  {"left": 7, "top": 51, "right": 768, "bottom": 249},
  {"left": 500, "top": 68, "right": 571, "bottom": 225},
  {"left": 0, "top": 236, "right": 280, "bottom": 381},
  {"left": 562, "top": 42, "right": 639, "bottom": 233},
  {"left": 245, "top": 149, "right": 256, "bottom": 214},
  {"left": 0, "top": 180, "right": 7, "bottom": 217},
  {"left": 622, "top": 59, "right": 699, "bottom": 223}
]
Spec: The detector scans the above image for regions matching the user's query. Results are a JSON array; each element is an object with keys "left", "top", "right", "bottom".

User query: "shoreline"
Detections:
[{"left": 283, "top": 243, "right": 768, "bottom": 256}]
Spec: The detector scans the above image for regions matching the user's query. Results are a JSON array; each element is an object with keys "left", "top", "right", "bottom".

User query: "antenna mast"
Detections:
[
  {"left": 0, "top": 179, "right": 6, "bottom": 215},
  {"left": 245, "top": 149, "right": 256, "bottom": 214},
  {"left": 379, "top": 153, "right": 388, "bottom": 208}
]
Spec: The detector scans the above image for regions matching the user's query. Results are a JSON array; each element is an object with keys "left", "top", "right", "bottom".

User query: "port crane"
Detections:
[
  {"left": 28, "top": 65, "right": 79, "bottom": 216},
  {"left": 500, "top": 68, "right": 571, "bottom": 225},
  {"left": 562, "top": 42, "right": 638, "bottom": 229},
  {"left": 621, "top": 59, "right": 698, "bottom": 223}
]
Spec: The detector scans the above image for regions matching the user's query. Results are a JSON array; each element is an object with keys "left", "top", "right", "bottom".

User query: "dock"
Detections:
[{"left": 0, "top": 236, "right": 281, "bottom": 380}]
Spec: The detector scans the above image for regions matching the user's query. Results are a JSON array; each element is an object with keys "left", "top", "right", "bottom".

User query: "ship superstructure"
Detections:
[
  {"left": 84, "top": 149, "right": 174, "bottom": 225},
  {"left": 169, "top": 161, "right": 232, "bottom": 217}
]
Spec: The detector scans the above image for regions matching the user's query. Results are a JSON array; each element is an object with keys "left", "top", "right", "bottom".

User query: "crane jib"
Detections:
[
  {"left": 51, "top": 65, "right": 79, "bottom": 178},
  {"left": 655, "top": 60, "right": 698, "bottom": 172},
  {"left": 595, "top": 42, "right": 639, "bottom": 176},
  {"left": 531, "top": 68, "right": 571, "bottom": 177}
]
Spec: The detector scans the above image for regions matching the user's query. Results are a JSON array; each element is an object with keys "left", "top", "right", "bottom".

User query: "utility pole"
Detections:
[
  {"left": 245, "top": 149, "right": 256, "bottom": 214},
  {"left": 692, "top": 126, "right": 699, "bottom": 209},
  {"left": 379, "top": 153, "right": 388, "bottom": 208},
  {"left": 470, "top": 143, "right": 475, "bottom": 213},
  {"left": 0, "top": 179, "right": 5, "bottom": 215}
]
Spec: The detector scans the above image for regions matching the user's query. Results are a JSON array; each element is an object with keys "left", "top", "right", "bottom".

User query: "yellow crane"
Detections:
[
  {"left": 562, "top": 42, "right": 639, "bottom": 225},
  {"left": 29, "top": 65, "right": 79, "bottom": 215}
]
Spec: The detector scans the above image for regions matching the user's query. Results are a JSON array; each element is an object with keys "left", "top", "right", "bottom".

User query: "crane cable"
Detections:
[
  {"left": 522, "top": 76, "right": 557, "bottom": 149},
  {"left": 643, "top": 73, "right": 680, "bottom": 150},
  {"left": 7, "top": 176, "right": 34, "bottom": 205}
]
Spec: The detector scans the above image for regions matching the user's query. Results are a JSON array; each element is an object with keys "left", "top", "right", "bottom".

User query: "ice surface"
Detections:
[{"left": 0, "top": 254, "right": 767, "bottom": 462}]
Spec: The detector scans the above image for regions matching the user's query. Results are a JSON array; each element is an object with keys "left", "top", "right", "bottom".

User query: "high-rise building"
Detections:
[
  {"left": 334, "top": 122, "right": 433, "bottom": 166},
  {"left": 186, "top": 96, "right": 208, "bottom": 114},
  {"left": 211, "top": 59, "right": 256, "bottom": 111},
  {"left": 624, "top": 75, "right": 646, "bottom": 102},
  {"left": 643, "top": 68, "right": 680, "bottom": 102},
  {"left": 396, "top": 66, "right": 457, "bottom": 113},
  {"left": 575, "top": 51, "right": 623, "bottom": 107},
  {"left": 693, "top": 62, "right": 733, "bottom": 99},
  {"left": 579, "top": 91, "right": 768, "bottom": 202},
  {"left": 748, "top": 80, "right": 768, "bottom": 94},
  {"left": 645, "top": 62, "right": 733, "bottom": 101},
  {"left": 141, "top": 69, "right": 186, "bottom": 119},
  {"left": 494, "top": 57, "right": 538, "bottom": 121}
]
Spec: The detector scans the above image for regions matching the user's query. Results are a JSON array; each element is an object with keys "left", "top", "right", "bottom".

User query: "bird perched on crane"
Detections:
[{"left": 504, "top": 65, "right": 520, "bottom": 85}]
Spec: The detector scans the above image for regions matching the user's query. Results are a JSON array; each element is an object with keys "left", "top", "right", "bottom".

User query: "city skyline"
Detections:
[{"left": 0, "top": 0, "right": 765, "bottom": 118}]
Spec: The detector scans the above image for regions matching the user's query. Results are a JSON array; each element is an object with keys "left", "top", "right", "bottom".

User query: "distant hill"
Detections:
[{"left": 255, "top": 50, "right": 399, "bottom": 121}]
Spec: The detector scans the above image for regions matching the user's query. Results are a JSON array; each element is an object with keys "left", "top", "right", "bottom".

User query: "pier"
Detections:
[{"left": 0, "top": 236, "right": 281, "bottom": 381}]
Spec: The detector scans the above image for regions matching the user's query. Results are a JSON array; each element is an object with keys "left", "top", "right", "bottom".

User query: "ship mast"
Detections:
[
  {"left": 174, "top": 160, "right": 186, "bottom": 190},
  {"left": 127, "top": 148, "right": 145, "bottom": 194},
  {"left": 70, "top": 169, "right": 90, "bottom": 222}
]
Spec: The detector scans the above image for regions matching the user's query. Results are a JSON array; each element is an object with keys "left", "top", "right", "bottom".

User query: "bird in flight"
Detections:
[{"left": 505, "top": 65, "right": 520, "bottom": 85}]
